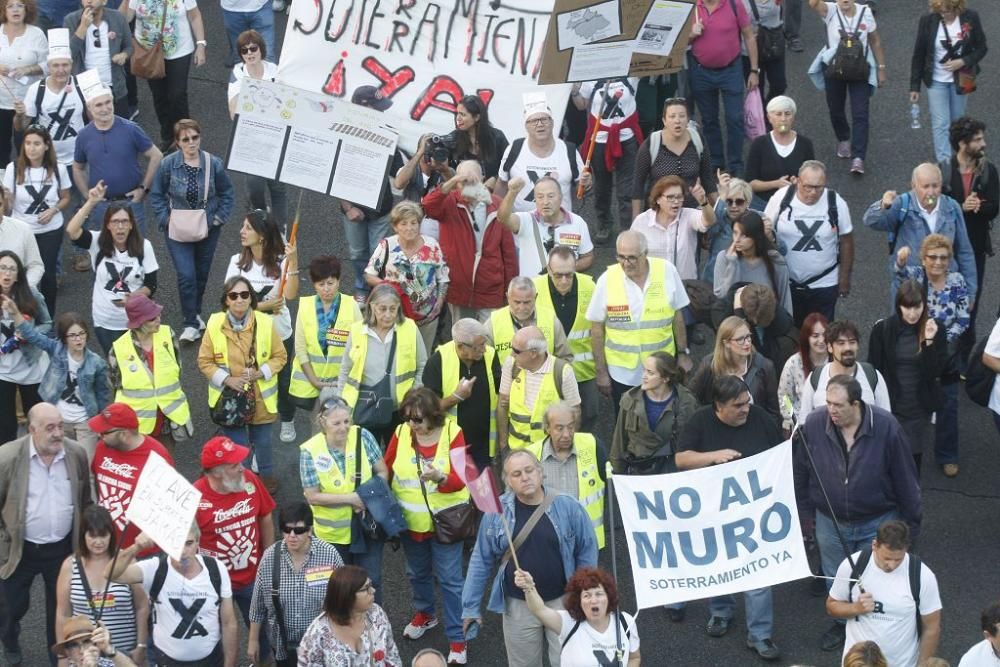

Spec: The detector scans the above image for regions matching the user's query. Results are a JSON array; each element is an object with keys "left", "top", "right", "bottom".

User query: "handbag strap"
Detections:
[
  {"left": 500, "top": 492, "right": 557, "bottom": 568},
  {"left": 414, "top": 421, "right": 453, "bottom": 523},
  {"left": 200, "top": 151, "right": 212, "bottom": 207},
  {"left": 383, "top": 328, "right": 397, "bottom": 377},
  {"left": 271, "top": 544, "right": 290, "bottom": 651},
  {"left": 157, "top": 0, "right": 169, "bottom": 36}
]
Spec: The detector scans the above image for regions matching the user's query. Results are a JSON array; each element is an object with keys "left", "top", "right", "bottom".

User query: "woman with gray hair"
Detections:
[
  {"left": 745, "top": 96, "right": 816, "bottom": 206},
  {"left": 338, "top": 283, "right": 427, "bottom": 444}
]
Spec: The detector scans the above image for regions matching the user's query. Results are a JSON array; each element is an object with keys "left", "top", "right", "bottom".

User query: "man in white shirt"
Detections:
[
  {"left": 764, "top": 160, "right": 854, "bottom": 326},
  {"left": 498, "top": 176, "right": 594, "bottom": 276},
  {"left": 827, "top": 520, "right": 942, "bottom": 667},
  {"left": 958, "top": 603, "right": 1000, "bottom": 667}
]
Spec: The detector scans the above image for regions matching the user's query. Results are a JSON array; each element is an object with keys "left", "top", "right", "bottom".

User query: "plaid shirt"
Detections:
[
  {"left": 248, "top": 537, "right": 345, "bottom": 660},
  {"left": 299, "top": 428, "right": 384, "bottom": 489}
]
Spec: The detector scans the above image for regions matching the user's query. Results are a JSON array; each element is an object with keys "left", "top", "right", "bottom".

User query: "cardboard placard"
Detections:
[{"left": 125, "top": 452, "right": 201, "bottom": 561}]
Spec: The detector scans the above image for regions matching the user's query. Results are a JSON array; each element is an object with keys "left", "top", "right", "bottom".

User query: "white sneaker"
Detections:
[
  {"left": 447, "top": 643, "right": 468, "bottom": 665},
  {"left": 179, "top": 326, "right": 201, "bottom": 342},
  {"left": 272, "top": 0, "right": 286, "bottom": 10},
  {"left": 279, "top": 421, "right": 296, "bottom": 442},
  {"left": 197, "top": 315, "right": 207, "bottom": 331}
]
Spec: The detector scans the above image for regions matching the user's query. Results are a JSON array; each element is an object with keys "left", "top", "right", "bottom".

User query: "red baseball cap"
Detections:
[
  {"left": 200, "top": 436, "right": 250, "bottom": 468},
  {"left": 87, "top": 403, "right": 140, "bottom": 433}
]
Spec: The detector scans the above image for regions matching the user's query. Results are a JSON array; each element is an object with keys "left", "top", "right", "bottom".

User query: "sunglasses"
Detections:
[
  {"left": 404, "top": 414, "right": 425, "bottom": 423},
  {"left": 179, "top": 134, "right": 200, "bottom": 143},
  {"left": 92, "top": 27, "right": 101, "bottom": 48},
  {"left": 725, "top": 198, "right": 747, "bottom": 206},
  {"left": 240, "top": 44, "right": 259, "bottom": 55},
  {"left": 227, "top": 290, "right": 251, "bottom": 301},
  {"left": 281, "top": 525, "right": 310, "bottom": 535}
]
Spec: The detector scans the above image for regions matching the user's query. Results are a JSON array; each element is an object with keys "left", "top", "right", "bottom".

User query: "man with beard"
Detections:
[
  {"left": 88, "top": 403, "right": 173, "bottom": 551},
  {"left": 422, "top": 160, "right": 518, "bottom": 322},
  {"left": 797, "top": 319, "right": 891, "bottom": 423},
  {"left": 194, "top": 436, "right": 275, "bottom": 665}
]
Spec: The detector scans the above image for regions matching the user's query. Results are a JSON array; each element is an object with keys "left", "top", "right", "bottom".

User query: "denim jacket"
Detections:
[
  {"left": 150, "top": 150, "right": 235, "bottom": 232},
  {"left": 15, "top": 320, "right": 110, "bottom": 418},
  {"left": 462, "top": 490, "right": 598, "bottom": 617},
  {"left": 6, "top": 286, "right": 52, "bottom": 368}
]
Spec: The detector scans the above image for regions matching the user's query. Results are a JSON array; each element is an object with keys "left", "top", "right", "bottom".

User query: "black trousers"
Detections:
[
  {"left": 0, "top": 381, "right": 41, "bottom": 445},
  {"left": 146, "top": 54, "right": 191, "bottom": 145},
  {"left": 0, "top": 534, "right": 72, "bottom": 664},
  {"left": 34, "top": 227, "right": 62, "bottom": 317}
]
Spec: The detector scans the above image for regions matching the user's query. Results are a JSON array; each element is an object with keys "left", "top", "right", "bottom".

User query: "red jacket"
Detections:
[{"left": 422, "top": 187, "right": 518, "bottom": 309}]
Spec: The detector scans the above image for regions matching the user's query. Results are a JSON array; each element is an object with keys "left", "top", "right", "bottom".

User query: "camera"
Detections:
[{"left": 423, "top": 134, "right": 456, "bottom": 164}]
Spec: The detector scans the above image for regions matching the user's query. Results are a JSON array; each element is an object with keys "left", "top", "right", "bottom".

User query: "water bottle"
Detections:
[{"left": 910, "top": 103, "right": 921, "bottom": 130}]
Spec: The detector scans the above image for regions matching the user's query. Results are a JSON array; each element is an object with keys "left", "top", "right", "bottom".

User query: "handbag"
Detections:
[
  {"left": 416, "top": 424, "right": 476, "bottom": 544},
  {"left": 747, "top": 0, "right": 785, "bottom": 64},
  {"left": 168, "top": 152, "right": 212, "bottom": 243},
  {"left": 941, "top": 19, "right": 977, "bottom": 95},
  {"left": 131, "top": 0, "right": 168, "bottom": 80},
  {"left": 353, "top": 333, "right": 397, "bottom": 428},
  {"left": 743, "top": 87, "right": 766, "bottom": 141},
  {"left": 210, "top": 334, "right": 257, "bottom": 427}
]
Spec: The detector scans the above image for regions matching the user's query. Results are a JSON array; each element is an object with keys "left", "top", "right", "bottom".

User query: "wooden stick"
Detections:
[
  {"left": 499, "top": 511, "right": 521, "bottom": 571},
  {"left": 278, "top": 191, "right": 304, "bottom": 298}
]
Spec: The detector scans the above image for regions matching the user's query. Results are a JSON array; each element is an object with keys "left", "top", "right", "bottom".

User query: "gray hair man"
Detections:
[{"left": 485, "top": 276, "right": 573, "bottom": 367}]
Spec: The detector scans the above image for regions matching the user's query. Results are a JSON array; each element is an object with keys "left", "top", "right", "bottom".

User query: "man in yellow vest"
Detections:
[
  {"left": 484, "top": 276, "right": 573, "bottom": 366},
  {"left": 422, "top": 318, "right": 501, "bottom": 471},
  {"left": 497, "top": 326, "right": 580, "bottom": 452},
  {"left": 586, "top": 230, "right": 692, "bottom": 417},
  {"left": 526, "top": 401, "right": 607, "bottom": 549},
  {"left": 534, "top": 245, "right": 598, "bottom": 433}
]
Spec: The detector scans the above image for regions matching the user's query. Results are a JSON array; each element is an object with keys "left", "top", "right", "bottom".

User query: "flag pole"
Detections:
[
  {"left": 95, "top": 519, "right": 131, "bottom": 622},
  {"left": 278, "top": 191, "right": 304, "bottom": 298},
  {"left": 605, "top": 462, "right": 624, "bottom": 665},
  {"left": 499, "top": 513, "right": 522, "bottom": 571}
]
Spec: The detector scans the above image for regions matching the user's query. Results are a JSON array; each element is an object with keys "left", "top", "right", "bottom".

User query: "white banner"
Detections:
[
  {"left": 275, "top": 0, "right": 572, "bottom": 153},
  {"left": 125, "top": 452, "right": 202, "bottom": 561},
  {"left": 613, "top": 441, "right": 811, "bottom": 609}
]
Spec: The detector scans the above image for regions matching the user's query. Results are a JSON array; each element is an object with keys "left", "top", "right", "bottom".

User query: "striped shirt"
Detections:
[{"left": 69, "top": 559, "right": 138, "bottom": 652}]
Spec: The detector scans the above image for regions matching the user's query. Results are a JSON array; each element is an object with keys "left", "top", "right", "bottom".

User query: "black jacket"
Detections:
[
  {"left": 867, "top": 315, "right": 946, "bottom": 414},
  {"left": 688, "top": 351, "right": 780, "bottom": 423},
  {"left": 910, "top": 10, "right": 988, "bottom": 93},
  {"left": 943, "top": 157, "right": 999, "bottom": 259}
]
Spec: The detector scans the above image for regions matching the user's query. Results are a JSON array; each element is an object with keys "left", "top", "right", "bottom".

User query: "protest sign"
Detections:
[
  {"left": 275, "top": 0, "right": 571, "bottom": 153},
  {"left": 227, "top": 78, "right": 398, "bottom": 209},
  {"left": 613, "top": 441, "right": 811, "bottom": 609},
  {"left": 125, "top": 452, "right": 202, "bottom": 561}
]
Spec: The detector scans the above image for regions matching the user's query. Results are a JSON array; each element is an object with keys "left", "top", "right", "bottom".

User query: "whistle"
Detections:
[
  {"left": 846, "top": 39, "right": 852, "bottom": 48},
  {"left": 927, "top": 196, "right": 936, "bottom": 205},
  {"left": 779, "top": 125, "right": 788, "bottom": 132}
]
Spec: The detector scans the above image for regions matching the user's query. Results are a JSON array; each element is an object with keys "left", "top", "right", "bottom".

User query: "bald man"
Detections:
[
  {"left": 864, "top": 161, "right": 978, "bottom": 299},
  {"left": 0, "top": 403, "right": 92, "bottom": 664}
]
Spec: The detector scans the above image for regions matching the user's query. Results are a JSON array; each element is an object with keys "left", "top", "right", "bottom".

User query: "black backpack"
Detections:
[
  {"left": 848, "top": 547, "right": 924, "bottom": 636},
  {"left": 827, "top": 6, "right": 870, "bottom": 81},
  {"left": 809, "top": 362, "right": 878, "bottom": 392},
  {"left": 149, "top": 554, "right": 223, "bottom": 623},
  {"left": 776, "top": 185, "right": 841, "bottom": 289},
  {"left": 501, "top": 138, "right": 580, "bottom": 184},
  {"left": 964, "top": 335, "right": 996, "bottom": 407}
]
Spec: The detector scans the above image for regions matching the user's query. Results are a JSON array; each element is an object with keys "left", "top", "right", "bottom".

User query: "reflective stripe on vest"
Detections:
[
  {"left": 289, "top": 295, "right": 358, "bottom": 400},
  {"left": 526, "top": 433, "right": 606, "bottom": 549},
  {"left": 533, "top": 273, "right": 597, "bottom": 381},
  {"left": 603, "top": 259, "right": 676, "bottom": 369},
  {"left": 301, "top": 428, "right": 371, "bottom": 545},
  {"left": 340, "top": 319, "right": 419, "bottom": 410},
  {"left": 390, "top": 419, "right": 470, "bottom": 533},
  {"left": 112, "top": 327, "right": 191, "bottom": 435},
  {"left": 507, "top": 362, "right": 561, "bottom": 449},
  {"left": 490, "top": 306, "right": 557, "bottom": 367},
  {"left": 439, "top": 341, "right": 498, "bottom": 457},
  {"left": 205, "top": 311, "right": 279, "bottom": 413}
]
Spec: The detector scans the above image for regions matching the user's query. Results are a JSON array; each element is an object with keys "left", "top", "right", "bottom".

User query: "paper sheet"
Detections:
[
  {"left": 567, "top": 41, "right": 635, "bottom": 81},
  {"left": 556, "top": 0, "right": 622, "bottom": 50},
  {"left": 634, "top": 0, "right": 691, "bottom": 56}
]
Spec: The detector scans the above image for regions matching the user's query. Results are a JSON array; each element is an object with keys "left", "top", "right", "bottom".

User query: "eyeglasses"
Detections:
[
  {"left": 457, "top": 341, "right": 485, "bottom": 353},
  {"left": 179, "top": 134, "right": 200, "bottom": 143},
  {"left": 281, "top": 525, "right": 310, "bottom": 535},
  {"left": 510, "top": 346, "right": 525, "bottom": 355},
  {"left": 729, "top": 334, "right": 753, "bottom": 344},
  {"left": 924, "top": 253, "right": 950, "bottom": 263},
  {"left": 799, "top": 183, "right": 825, "bottom": 192},
  {"left": 404, "top": 414, "right": 425, "bottom": 424},
  {"left": 525, "top": 117, "right": 551, "bottom": 126},
  {"left": 107, "top": 218, "right": 131, "bottom": 227},
  {"left": 240, "top": 44, "right": 260, "bottom": 55},
  {"left": 65, "top": 331, "right": 87, "bottom": 339},
  {"left": 227, "top": 290, "right": 251, "bottom": 301},
  {"left": 616, "top": 253, "right": 642, "bottom": 263},
  {"left": 5, "top": 3, "right": 25, "bottom": 8},
  {"left": 0, "top": 265, "right": 18, "bottom": 274},
  {"left": 92, "top": 27, "right": 101, "bottom": 48},
  {"left": 659, "top": 193, "right": 684, "bottom": 201},
  {"left": 550, "top": 271, "right": 574, "bottom": 280},
  {"left": 359, "top": 582, "right": 375, "bottom": 594},
  {"left": 663, "top": 97, "right": 687, "bottom": 107},
  {"left": 725, "top": 198, "right": 747, "bottom": 206}
]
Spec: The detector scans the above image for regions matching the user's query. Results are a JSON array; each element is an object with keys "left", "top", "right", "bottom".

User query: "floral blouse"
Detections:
[
  {"left": 133, "top": 0, "right": 197, "bottom": 59},
  {"left": 364, "top": 234, "right": 449, "bottom": 321},
  {"left": 778, "top": 353, "right": 806, "bottom": 432},
  {"left": 297, "top": 604, "right": 401, "bottom": 667},
  {"left": 894, "top": 266, "right": 970, "bottom": 343}
]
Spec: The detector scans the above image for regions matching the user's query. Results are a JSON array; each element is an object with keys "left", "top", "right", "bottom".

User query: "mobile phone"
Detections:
[{"left": 464, "top": 620, "right": 480, "bottom": 641}]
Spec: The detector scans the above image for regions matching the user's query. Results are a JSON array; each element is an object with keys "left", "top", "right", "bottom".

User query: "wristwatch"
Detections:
[
  {"left": 196, "top": 39, "right": 208, "bottom": 47},
  {"left": 681, "top": 347, "right": 691, "bottom": 355},
  {"left": 750, "top": 68, "right": 760, "bottom": 74}
]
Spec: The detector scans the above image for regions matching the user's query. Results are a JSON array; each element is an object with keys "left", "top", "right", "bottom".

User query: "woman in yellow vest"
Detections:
[
  {"left": 288, "top": 256, "right": 361, "bottom": 413},
  {"left": 299, "top": 396, "right": 388, "bottom": 603},
  {"left": 337, "top": 283, "right": 427, "bottom": 446},
  {"left": 198, "top": 276, "right": 287, "bottom": 493},
  {"left": 385, "top": 387, "right": 470, "bottom": 665},
  {"left": 108, "top": 294, "right": 192, "bottom": 455}
]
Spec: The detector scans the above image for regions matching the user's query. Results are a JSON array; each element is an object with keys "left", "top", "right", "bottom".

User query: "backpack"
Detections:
[
  {"left": 149, "top": 554, "right": 223, "bottom": 623},
  {"left": 827, "top": 5, "right": 870, "bottom": 82},
  {"left": 649, "top": 122, "right": 704, "bottom": 163},
  {"left": 501, "top": 138, "right": 580, "bottom": 184},
  {"left": 776, "top": 185, "right": 841, "bottom": 288},
  {"left": 562, "top": 611, "right": 632, "bottom": 650},
  {"left": 809, "top": 362, "right": 878, "bottom": 392},
  {"left": 848, "top": 547, "right": 924, "bottom": 636},
  {"left": 887, "top": 192, "right": 911, "bottom": 255},
  {"left": 33, "top": 75, "right": 89, "bottom": 128},
  {"left": 964, "top": 335, "right": 996, "bottom": 407},
  {"left": 511, "top": 358, "right": 568, "bottom": 400}
]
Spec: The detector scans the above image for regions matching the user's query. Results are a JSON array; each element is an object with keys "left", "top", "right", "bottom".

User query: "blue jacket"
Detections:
[
  {"left": 352, "top": 475, "right": 407, "bottom": 553},
  {"left": 149, "top": 150, "right": 235, "bottom": 233},
  {"left": 5, "top": 286, "right": 51, "bottom": 367},
  {"left": 462, "top": 490, "right": 597, "bottom": 616},
  {"left": 862, "top": 192, "right": 978, "bottom": 298},
  {"left": 15, "top": 320, "right": 110, "bottom": 418}
]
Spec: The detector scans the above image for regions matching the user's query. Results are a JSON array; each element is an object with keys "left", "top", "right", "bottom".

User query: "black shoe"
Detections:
[
  {"left": 788, "top": 36, "right": 804, "bottom": 52},
  {"left": 706, "top": 616, "right": 730, "bottom": 638},
  {"left": 666, "top": 606, "right": 685, "bottom": 623},
  {"left": 820, "top": 622, "right": 846, "bottom": 651},
  {"left": 747, "top": 638, "right": 781, "bottom": 661}
]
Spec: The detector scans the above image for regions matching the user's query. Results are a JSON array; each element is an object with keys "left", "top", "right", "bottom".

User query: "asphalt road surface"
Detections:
[{"left": 10, "top": 0, "right": 1000, "bottom": 664}]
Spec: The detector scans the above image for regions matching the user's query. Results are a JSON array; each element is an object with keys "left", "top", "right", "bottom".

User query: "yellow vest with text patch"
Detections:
[
  {"left": 603, "top": 258, "right": 676, "bottom": 368},
  {"left": 490, "top": 306, "right": 558, "bottom": 366},
  {"left": 113, "top": 327, "right": 190, "bottom": 434},
  {"left": 289, "top": 295, "right": 359, "bottom": 399}
]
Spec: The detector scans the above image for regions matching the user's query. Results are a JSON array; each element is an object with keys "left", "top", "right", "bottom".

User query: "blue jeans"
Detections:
[
  {"left": 233, "top": 582, "right": 272, "bottom": 659},
  {"left": 815, "top": 509, "right": 897, "bottom": 600},
  {"left": 223, "top": 421, "right": 275, "bottom": 477},
  {"left": 333, "top": 542, "right": 386, "bottom": 606},
  {"left": 222, "top": 4, "right": 275, "bottom": 66},
  {"left": 341, "top": 212, "right": 390, "bottom": 297},
  {"left": 87, "top": 198, "right": 148, "bottom": 235},
  {"left": 933, "top": 380, "right": 959, "bottom": 464},
  {"left": 164, "top": 224, "right": 223, "bottom": 328},
  {"left": 824, "top": 77, "right": 871, "bottom": 159},
  {"left": 689, "top": 55, "right": 745, "bottom": 175},
  {"left": 708, "top": 587, "right": 774, "bottom": 642},
  {"left": 93, "top": 326, "right": 126, "bottom": 356},
  {"left": 401, "top": 534, "right": 465, "bottom": 642},
  {"left": 926, "top": 81, "right": 967, "bottom": 164}
]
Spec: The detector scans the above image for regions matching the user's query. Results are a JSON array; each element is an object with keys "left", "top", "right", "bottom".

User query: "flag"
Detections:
[{"left": 450, "top": 445, "right": 502, "bottom": 514}]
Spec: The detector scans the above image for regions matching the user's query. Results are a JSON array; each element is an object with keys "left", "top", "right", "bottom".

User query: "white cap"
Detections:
[
  {"left": 522, "top": 91, "right": 552, "bottom": 122},
  {"left": 78, "top": 69, "right": 111, "bottom": 103},
  {"left": 47, "top": 28, "right": 71, "bottom": 62}
]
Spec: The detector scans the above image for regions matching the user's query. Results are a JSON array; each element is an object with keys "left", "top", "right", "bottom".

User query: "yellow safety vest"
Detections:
[
  {"left": 439, "top": 341, "right": 498, "bottom": 457},
  {"left": 289, "top": 295, "right": 359, "bottom": 400},
  {"left": 300, "top": 428, "right": 372, "bottom": 545},
  {"left": 490, "top": 305, "right": 558, "bottom": 366},
  {"left": 533, "top": 273, "right": 597, "bottom": 382},
  {"left": 603, "top": 258, "right": 676, "bottom": 369},
  {"left": 390, "top": 418, "right": 470, "bottom": 533},
  {"left": 205, "top": 311, "right": 279, "bottom": 413},
  {"left": 507, "top": 359, "right": 565, "bottom": 449},
  {"left": 527, "top": 433, "right": 606, "bottom": 549},
  {"left": 340, "top": 319, "right": 419, "bottom": 409},
  {"left": 113, "top": 327, "right": 191, "bottom": 434}
]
